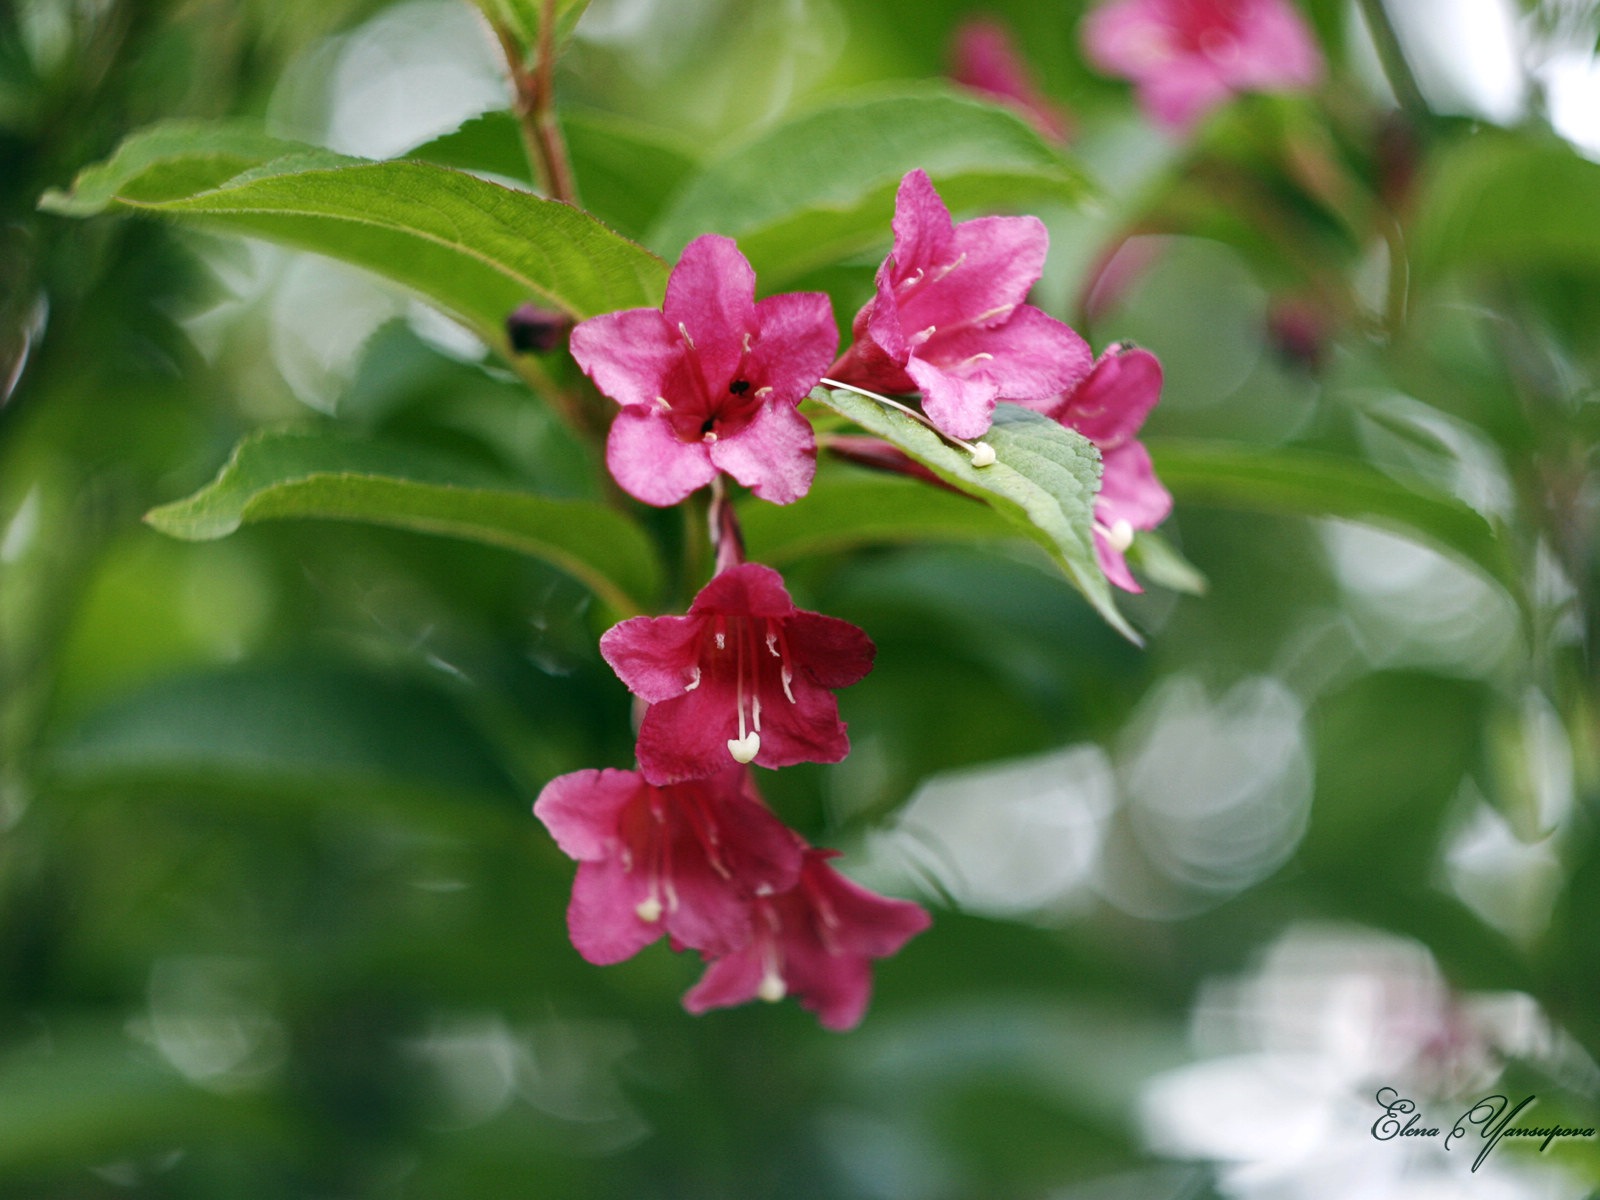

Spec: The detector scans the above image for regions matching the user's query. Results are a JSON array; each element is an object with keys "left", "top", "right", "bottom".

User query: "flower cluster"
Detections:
[{"left": 538, "top": 168, "right": 1172, "bottom": 1029}]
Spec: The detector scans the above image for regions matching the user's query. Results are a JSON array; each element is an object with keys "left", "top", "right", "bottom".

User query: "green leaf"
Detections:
[
  {"left": 1124, "top": 529, "right": 1208, "bottom": 596},
  {"left": 40, "top": 121, "right": 667, "bottom": 352},
  {"left": 1148, "top": 439, "right": 1514, "bottom": 590},
  {"left": 144, "top": 429, "right": 662, "bottom": 614},
  {"left": 648, "top": 86, "right": 1092, "bottom": 285},
  {"left": 809, "top": 389, "right": 1135, "bottom": 641},
  {"left": 0, "top": 1024, "right": 251, "bottom": 1172},
  {"left": 411, "top": 109, "right": 699, "bottom": 241},
  {"left": 1410, "top": 134, "right": 1600, "bottom": 283},
  {"left": 49, "top": 663, "right": 521, "bottom": 807}
]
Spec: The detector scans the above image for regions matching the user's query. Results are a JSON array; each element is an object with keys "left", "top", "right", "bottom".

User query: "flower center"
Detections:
[{"left": 691, "top": 614, "right": 799, "bottom": 765}]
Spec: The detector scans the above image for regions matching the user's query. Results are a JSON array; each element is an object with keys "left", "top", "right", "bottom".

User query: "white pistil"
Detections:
[
  {"left": 728, "top": 731, "right": 761, "bottom": 763},
  {"left": 818, "top": 378, "right": 1000, "bottom": 468},
  {"left": 684, "top": 666, "right": 701, "bottom": 692},
  {"left": 678, "top": 322, "right": 695, "bottom": 348},
  {"left": 636, "top": 895, "right": 663, "bottom": 923},
  {"left": 1109, "top": 519, "right": 1135, "bottom": 553},
  {"left": 703, "top": 430, "right": 718, "bottom": 443},
  {"left": 757, "top": 967, "right": 786, "bottom": 1003}
]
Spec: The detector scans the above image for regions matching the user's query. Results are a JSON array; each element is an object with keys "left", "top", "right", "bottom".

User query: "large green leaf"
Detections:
[
  {"left": 49, "top": 663, "right": 521, "bottom": 807},
  {"left": 809, "top": 389, "right": 1133, "bottom": 641},
  {"left": 1409, "top": 134, "right": 1600, "bottom": 283},
  {"left": 1148, "top": 439, "right": 1514, "bottom": 590},
  {"left": 648, "top": 86, "right": 1092, "bottom": 284},
  {"left": 39, "top": 122, "right": 667, "bottom": 352},
  {"left": 740, "top": 467, "right": 1018, "bottom": 565},
  {"left": 144, "top": 429, "right": 662, "bottom": 614},
  {"left": 411, "top": 109, "right": 699, "bottom": 241}
]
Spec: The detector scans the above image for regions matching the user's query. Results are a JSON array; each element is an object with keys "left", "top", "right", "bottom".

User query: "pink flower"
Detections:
[
  {"left": 830, "top": 169, "right": 1092, "bottom": 441},
  {"left": 1033, "top": 344, "right": 1172, "bottom": 591},
  {"left": 1082, "top": 0, "right": 1324, "bottom": 133},
  {"left": 534, "top": 766, "right": 803, "bottom": 964},
  {"left": 684, "top": 849, "right": 931, "bottom": 1031},
  {"left": 949, "top": 17, "right": 1073, "bottom": 141},
  {"left": 600, "top": 563, "right": 875, "bottom": 785},
  {"left": 569, "top": 234, "right": 837, "bottom": 506}
]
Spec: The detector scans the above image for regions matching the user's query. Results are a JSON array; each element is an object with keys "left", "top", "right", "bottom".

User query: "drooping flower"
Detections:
[
  {"left": 600, "top": 563, "right": 874, "bottom": 784},
  {"left": 1081, "top": 0, "right": 1324, "bottom": 133},
  {"left": 684, "top": 849, "right": 930, "bottom": 1031},
  {"left": 949, "top": 17, "right": 1073, "bottom": 141},
  {"left": 533, "top": 766, "right": 803, "bottom": 964},
  {"left": 829, "top": 169, "right": 1092, "bottom": 442},
  {"left": 569, "top": 234, "right": 838, "bottom": 506},
  {"left": 1031, "top": 343, "right": 1171, "bottom": 591}
]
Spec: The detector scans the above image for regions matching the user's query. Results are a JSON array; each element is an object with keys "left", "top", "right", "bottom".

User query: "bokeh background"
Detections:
[{"left": 2, "top": 0, "right": 1598, "bottom": 1196}]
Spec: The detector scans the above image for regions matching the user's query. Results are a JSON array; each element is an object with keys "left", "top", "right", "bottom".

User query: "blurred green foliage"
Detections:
[{"left": 2, "top": 0, "right": 1598, "bottom": 1197}]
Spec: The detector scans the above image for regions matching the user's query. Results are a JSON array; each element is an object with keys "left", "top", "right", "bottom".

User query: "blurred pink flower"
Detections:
[
  {"left": 949, "top": 16, "right": 1073, "bottom": 141},
  {"left": 685, "top": 849, "right": 931, "bottom": 1031},
  {"left": 534, "top": 766, "right": 803, "bottom": 964},
  {"left": 569, "top": 234, "right": 837, "bottom": 506},
  {"left": 830, "top": 169, "right": 1091, "bottom": 441},
  {"left": 600, "top": 563, "right": 875, "bottom": 784},
  {"left": 1082, "top": 0, "right": 1323, "bottom": 132},
  {"left": 1033, "top": 343, "right": 1172, "bottom": 591}
]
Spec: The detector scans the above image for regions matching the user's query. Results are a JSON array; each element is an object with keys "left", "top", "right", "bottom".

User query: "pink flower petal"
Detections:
[
  {"left": 1099, "top": 440, "right": 1173, "bottom": 530},
  {"left": 605, "top": 405, "right": 719, "bottom": 506},
  {"left": 1043, "top": 343, "right": 1162, "bottom": 445},
  {"left": 569, "top": 307, "right": 680, "bottom": 410},
  {"left": 532, "top": 767, "right": 639, "bottom": 861},
  {"left": 708, "top": 399, "right": 817, "bottom": 505},
  {"left": 748, "top": 291, "right": 839, "bottom": 407},
  {"left": 662, "top": 234, "right": 756, "bottom": 385},
  {"left": 599, "top": 612, "right": 702, "bottom": 703}
]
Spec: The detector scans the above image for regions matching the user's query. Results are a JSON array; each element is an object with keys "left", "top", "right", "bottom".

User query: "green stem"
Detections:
[{"left": 1355, "top": 0, "right": 1431, "bottom": 123}]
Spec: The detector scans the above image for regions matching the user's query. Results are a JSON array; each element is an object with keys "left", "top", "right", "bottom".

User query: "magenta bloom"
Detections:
[
  {"left": 684, "top": 844, "right": 934, "bottom": 1036},
  {"left": 569, "top": 234, "right": 837, "bottom": 506},
  {"left": 600, "top": 563, "right": 875, "bottom": 785},
  {"left": 830, "top": 169, "right": 1091, "bottom": 441},
  {"left": 534, "top": 766, "right": 803, "bottom": 964},
  {"left": 1082, "top": 0, "right": 1324, "bottom": 133},
  {"left": 950, "top": 17, "right": 1072, "bottom": 141},
  {"left": 1034, "top": 344, "right": 1172, "bottom": 592},
  {"left": 685, "top": 849, "right": 931, "bottom": 1031}
]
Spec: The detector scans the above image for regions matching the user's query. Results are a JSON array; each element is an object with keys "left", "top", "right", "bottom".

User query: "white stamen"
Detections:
[
  {"left": 958, "top": 351, "right": 995, "bottom": 369},
  {"left": 931, "top": 252, "right": 967, "bottom": 282},
  {"left": 715, "top": 632, "right": 726, "bottom": 650},
  {"left": 664, "top": 876, "right": 680, "bottom": 912},
  {"left": 635, "top": 896, "right": 663, "bottom": 923},
  {"left": 742, "top": 332, "right": 753, "bottom": 352},
  {"left": 969, "top": 441, "right": 996, "bottom": 468},
  {"left": 1108, "top": 518, "right": 1135, "bottom": 553},
  {"left": 728, "top": 731, "right": 761, "bottom": 763},
  {"left": 910, "top": 324, "right": 937, "bottom": 345},
  {"left": 751, "top": 694, "right": 762, "bottom": 732},
  {"left": 974, "top": 304, "right": 1012, "bottom": 323},
  {"left": 684, "top": 666, "right": 701, "bottom": 692},
  {"left": 780, "top": 666, "right": 795, "bottom": 704},
  {"left": 754, "top": 386, "right": 773, "bottom": 398},
  {"left": 765, "top": 632, "right": 780, "bottom": 656},
  {"left": 656, "top": 396, "right": 672, "bottom": 411},
  {"left": 757, "top": 968, "right": 786, "bottom": 1003},
  {"left": 678, "top": 322, "right": 695, "bottom": 348}
]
